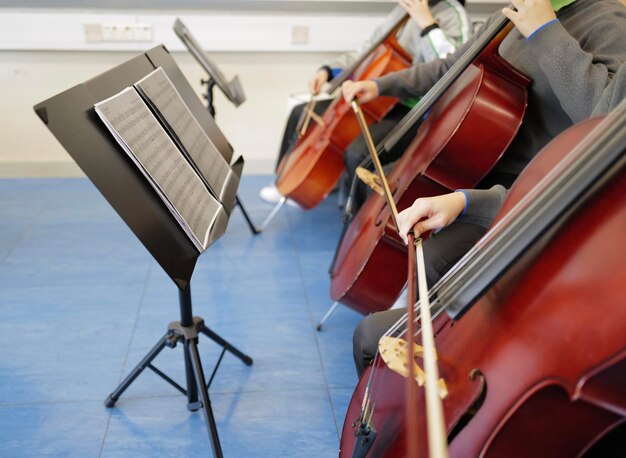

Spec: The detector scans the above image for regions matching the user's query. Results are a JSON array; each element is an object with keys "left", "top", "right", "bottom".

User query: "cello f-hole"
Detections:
[
  {"left": 448, "top": 369, "right": 488, "bottom": 443},
  {"left": 374, "top": 182, "right": 400, "bottom": 227}
]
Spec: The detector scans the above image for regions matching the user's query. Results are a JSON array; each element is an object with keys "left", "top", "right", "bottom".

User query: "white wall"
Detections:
[
  {"left": 0, "top": 48, "right": 345, "bottom": 177},
  {"left": 0, "top": 8, "right": 388, "bottom": 177},
  {"left": 0, "top": 4, "right": 499, "bottom": 177}
]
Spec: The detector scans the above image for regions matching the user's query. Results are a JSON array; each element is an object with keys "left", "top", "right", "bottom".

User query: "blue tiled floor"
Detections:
[{"left": 0, "top": 176, "right": 363, "bottom": 457}]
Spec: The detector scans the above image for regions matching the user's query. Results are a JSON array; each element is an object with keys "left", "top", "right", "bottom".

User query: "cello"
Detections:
[
  {"left": 347, "top": 99, "right": 450, "bottom": 458},
  {"left": 341, "top": 103, "right": 626, "bottom": 456},
  {"left": 330, "top": 12, "right": 530, "bottom": 314},
  {"left": 274, "top": 11, "right": 413, "bottom": 209}
]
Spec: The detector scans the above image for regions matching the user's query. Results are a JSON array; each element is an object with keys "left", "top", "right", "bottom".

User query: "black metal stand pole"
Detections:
[
  {"left": 202, "top": 78, "right": 262, "bottom": 235},
  {"left": 179, "top": 288, "right": 200, "bottom": 410},
  {"left": 176, "top": 288, "right": 221, "bottom": 456},
  {"left": 201, "top": 78, "right": 217, "bottom": 118},
  {"left": 235, "top": 196, "right": 261, "bottom": 235}
]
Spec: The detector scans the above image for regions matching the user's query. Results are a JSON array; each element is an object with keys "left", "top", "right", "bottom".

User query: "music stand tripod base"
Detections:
[
  {"left": 34, "top": 46, "right": 254, "bottom": 458},
  {"left": 104, "top": 288, "right": 253, "bottom": 458}
]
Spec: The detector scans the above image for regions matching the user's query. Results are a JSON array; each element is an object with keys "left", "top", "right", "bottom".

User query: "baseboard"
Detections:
[
  {"left": 0, "top": 161, "right": 85, "bottom": 178},
  {"left": 0, "top": 159, "right": 274, "bottom": 178}
]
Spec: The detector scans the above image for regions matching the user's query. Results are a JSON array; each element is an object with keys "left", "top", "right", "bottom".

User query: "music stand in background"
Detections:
[
  {"left": 173, "top": 18, "right": 275, "bottom": 234},
  {"left": 33, "top": 45, "right": 253, "bottom": 458},
  {"left": 173, "top": 18, "right": 245, "bottom": 113}
]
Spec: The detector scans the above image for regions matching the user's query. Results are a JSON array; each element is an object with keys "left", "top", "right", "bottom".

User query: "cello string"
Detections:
[
  {"left": 363, "top": 110, "right": 626, "bottom": 444},
  {"left": 415, "top": 237, "right": 448, "bottom": 457},
  {"left": 366, "top": 116, "right": 610, "bottom": 416},
  {"left": 380, "top": 102, "right": 626, "bottom": 355},
  {"left": 347, "top": 9, "right": 514, "bottom": 431},
  {"left": 350, "top": 98, "right": 403, "bottom": 422},
  {"left": 353, "top": 12, "right": 518, "bottom": 365},
  {"left": 351, "top": 100, "right": 400, "bottom": 228},
  {"left": 297, "top": 98, "right": 316, "bottom": 136},
  {"left": 350, "top": 14, "right": 524, "bottom": 410},
  {"left": 351, "top": 97, "right": 436, "bottom": 424},
  {"left": 326, "top": 13, "right": 410, "bottom": 94},
  {"left": 378, "top": 10, "right": 510, "bottom": 153}
]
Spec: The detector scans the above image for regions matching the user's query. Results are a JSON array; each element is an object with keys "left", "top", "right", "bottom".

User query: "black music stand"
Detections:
[
  {"left": 173, "top": 18, "right": 269, "bottom": 235},
  {"left": 33, "top": 45, "right": 253, "bottom": 458}
]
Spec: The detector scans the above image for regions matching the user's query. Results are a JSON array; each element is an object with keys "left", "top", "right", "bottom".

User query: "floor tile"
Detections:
[
  {"left": 102, "top": 389, "right": 339, "bottom": 458},
  {"left": 0, "top": 176, "right": 362, "bottom": 457},
  {"left": 0, "top": 400, "right": 110, "bottom": 457}
]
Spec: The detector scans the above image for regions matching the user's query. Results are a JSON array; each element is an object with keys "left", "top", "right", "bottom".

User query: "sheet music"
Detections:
[
  {"left": 94, "top": 87, "right": 222, "bottom": 252},
  {"left": 134, "top": 67, "right": 236, "bottom": 201}
]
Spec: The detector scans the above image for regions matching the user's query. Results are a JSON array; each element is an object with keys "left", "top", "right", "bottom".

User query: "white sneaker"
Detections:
[
  {"left": 259, "top": 184, "right": 283, "bottom": 203},
  {"left": 259, "top": 183, "right": 301, "bottom": 208}
]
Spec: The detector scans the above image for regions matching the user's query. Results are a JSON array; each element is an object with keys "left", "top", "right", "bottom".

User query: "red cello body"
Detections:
[
  {"left": 340, "top": 117, "right": 626, "bottom": 457},
  {"left": 275, "top": 27, "right": 412, "bottom": 209},
  {"left": 330, "top": 27, "right": 530, "bottom": 314}
]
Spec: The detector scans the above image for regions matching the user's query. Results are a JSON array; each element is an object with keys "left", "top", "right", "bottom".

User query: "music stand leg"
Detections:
[
  {"left": 259, "top": 196, "right": 286, "bottom": 232},
  {"left": 187, "top": 337, "right": 223, "bottom": 458},
  {"left": 104, "top": 286, "right": 252, "bottom": 457},
  {"left": 316, "top": 301, "right": 341, "bottom": 331},
  {"left": 183, "top": 343, "right": 200, "bottom": 410},
  {"left": 164, "top": 317, "right": 224, "bottom": 457},
  {"left": 200, "top": 325, "right": 253, "bottom": 365},
  {"left": 337, "top": 172, "right": 347, "bottom": 209},
  {"left": 235, "top": 195, "right": 261, "bottom": 235},
  {"left": 104, "top": 333, "right": 171, "bottom": 407}
]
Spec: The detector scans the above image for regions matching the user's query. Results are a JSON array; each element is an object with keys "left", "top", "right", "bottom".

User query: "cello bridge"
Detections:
[
  {"left": 356, "top": 167, "right": 385, "bottom": 196},
  {"left": 378, "top": 335, "right": 448, "bottom": 398}
]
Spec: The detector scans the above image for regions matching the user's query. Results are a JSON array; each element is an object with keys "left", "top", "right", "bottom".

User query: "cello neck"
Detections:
[
  {"left": 440, "top": 103, "right": 626, "bottom": 319},
  {"left": 326, "top": 10, "right": 410, "bottom": 94},
  {"left": 384, "top": 107, "right": 626, "bottom": 342},
  {"left": 380, "top": 11, "right": 511, "bottom": 153}
]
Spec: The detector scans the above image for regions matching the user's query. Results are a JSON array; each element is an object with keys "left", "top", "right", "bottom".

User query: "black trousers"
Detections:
[
  {"left": 343, "top": 104, "right": 416, "bottom": 212},
  {"left": 352, "top": 221, "right": 487, "bottom": 377},
  {"left": 275, "top": 99, "right": 332, "bottom": 172}
]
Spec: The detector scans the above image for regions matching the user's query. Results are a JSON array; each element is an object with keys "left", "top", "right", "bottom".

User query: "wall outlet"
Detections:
[
  {"left": 84, "top": 23, "right": 153, "bottom": 43},
  {"left": 84, "top": 23, "right": 104, "bottom": 43},
  {"left": 291, "top": 25, "right": 309, "bottom": 45},
  {"left": 131, "top": 24, "right": 153, "bottom": 42}
]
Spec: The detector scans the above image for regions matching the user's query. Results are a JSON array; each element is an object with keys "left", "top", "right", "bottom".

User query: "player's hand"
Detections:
[
  {"left": 397, "top": 192, "right": 467, "bottom": 244},
  {"left": 502, "top": 0, "right": 557, "bottom": 38},
  {"left": 341, "top": 80, "right": 379, "bottom": 104},
  {"left": 309, "top": 69, "right": 329, "bottom": 95},
  {"left": 399, "top": 0, "right": 437, "bottom": 30}
]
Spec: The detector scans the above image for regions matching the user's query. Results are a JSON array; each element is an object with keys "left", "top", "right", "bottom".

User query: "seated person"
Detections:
[
  {"left": 341, "top": 0, "right": 626, "bottom": 310},
  {"left": 342, "top": 0, "right": 626, "bottom": 196},
  {"left": 259, "top": 0, "right": 470, "bottom": 205},
  {"left": 353, "top": 57, "right": 626, "bottom": 377},
  {"left": 352, "top": 187, "right": 504, "bottom": 375}
]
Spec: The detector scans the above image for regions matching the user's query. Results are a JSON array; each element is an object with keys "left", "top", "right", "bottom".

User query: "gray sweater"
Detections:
[
  {"left": 377, "top": 0, "right": 626, "bottom": 187},
  {"left": 457, "top": 186, "right": 507, "bottom": 227},
  {"left": 326, "top": 1, "right": 469, "bottom": 72},
  {"left": 592, "top": 62, "right": 626, "bottom": 115},
  {"left": 458, "top": 60, "right": 625, "bottom": 228}
]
